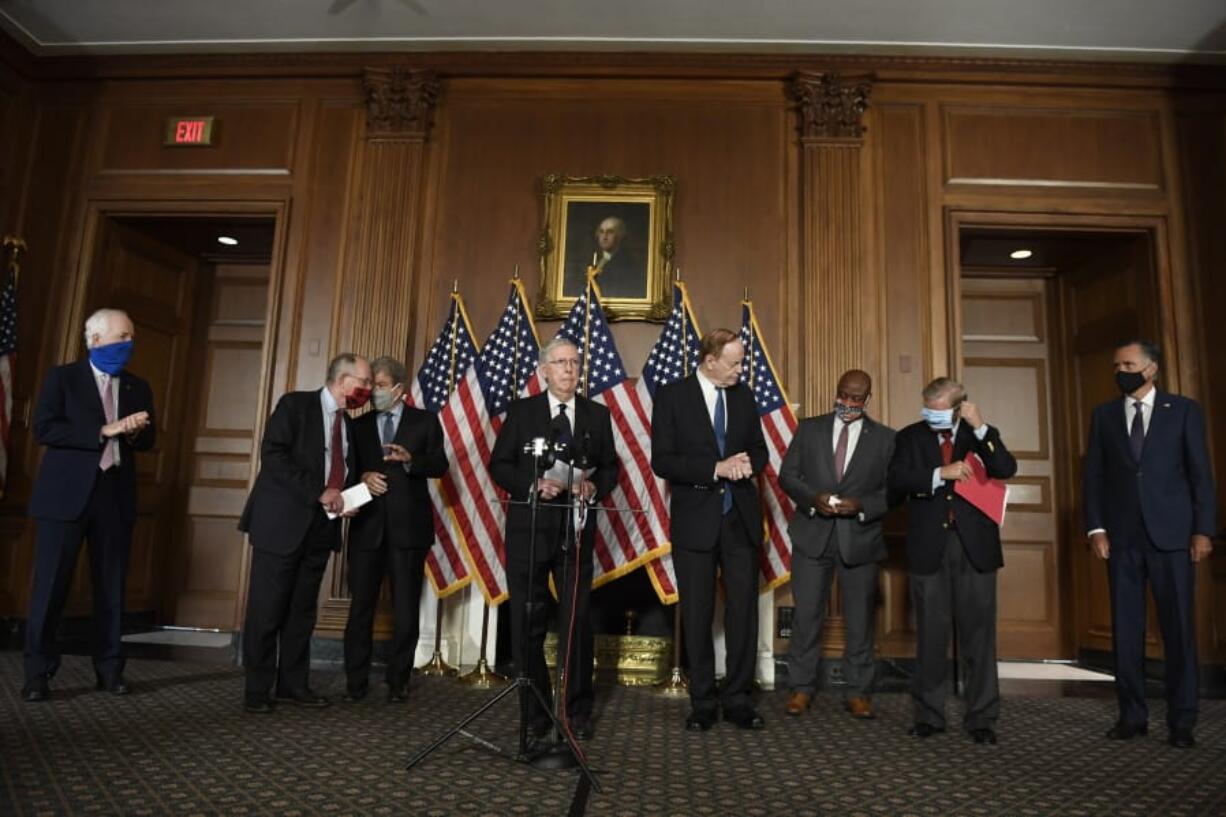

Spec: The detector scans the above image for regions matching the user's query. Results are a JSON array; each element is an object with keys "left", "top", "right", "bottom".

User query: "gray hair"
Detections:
[
  {"left": 326, "top": 352, "right": 363, "bottom": 384},
  {"left": 540, "top": 336, "right": 578, "bottom": 365},
  {"left": 370, "top": 355, "right": 407, "bottom": 385},
  {"left": 83, "top": 308, "right": 128, "bottom": 348},
  {"left": 922, "top": 376, "right": 965, "bottom": 405}
]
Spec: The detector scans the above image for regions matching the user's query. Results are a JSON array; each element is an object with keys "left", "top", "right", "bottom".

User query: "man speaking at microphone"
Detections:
[{"left": 489, "top": 337, "right": 618, "bottom": 744}]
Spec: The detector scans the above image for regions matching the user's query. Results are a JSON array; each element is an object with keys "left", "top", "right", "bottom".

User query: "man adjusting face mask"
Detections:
[{"left": 921, "top": 406, "right": 957, "bottom": 430}]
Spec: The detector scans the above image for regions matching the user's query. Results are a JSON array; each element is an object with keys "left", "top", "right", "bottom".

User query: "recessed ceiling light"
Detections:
[
  {"left": 217, "top": 235, "right": 238, "bottom": 246},
  {"left": 1009, "top": 249, "right": 1033, "bottom": 260}
]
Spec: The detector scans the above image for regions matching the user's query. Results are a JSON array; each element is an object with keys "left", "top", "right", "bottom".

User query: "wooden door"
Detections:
[
  {"left": 68, "top": 219, "right": 199, "bottom": 620},
  {"left": 961, "top": 276, "right": 1064, "bottom": 657}
]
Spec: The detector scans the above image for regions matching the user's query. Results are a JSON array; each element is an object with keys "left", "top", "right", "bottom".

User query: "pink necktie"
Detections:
[{"left": 99, "top": 375, "right": 116, "bottom": 470}]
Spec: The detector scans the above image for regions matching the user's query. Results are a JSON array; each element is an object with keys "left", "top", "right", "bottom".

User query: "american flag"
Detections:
[
  {"left": 635, "top": 281, "right": 704, "bottom": 604},
  {"left": 0, "top": 266, "right": 15, "bottom": 499},
  {"left": 404, "top": 291, "right": 474, "bottom": 598},
  {"left": 740, "top": 298, "right": 797, "bottom": 589},
  {"left": 437, "top": 280, "right": 541, "bottom": 605},
  {"left": 555, "top": 275, "right": 670, "bottom": 588}
]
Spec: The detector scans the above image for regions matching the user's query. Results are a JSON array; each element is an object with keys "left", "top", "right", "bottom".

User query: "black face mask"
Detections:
[{"left": 1115, "top": 370, "right": 1147, "bottom": 394}]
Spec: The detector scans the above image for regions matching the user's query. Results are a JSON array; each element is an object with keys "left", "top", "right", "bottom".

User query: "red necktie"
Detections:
[
  {"left": 939, "top": 430, "right": 954, "bottom": 523},
  {"left": 327, "top": 409, "right": 345, "bottom": 490},
  {"left": 834, "top": 421, "right": 850, "bottom": 482}
]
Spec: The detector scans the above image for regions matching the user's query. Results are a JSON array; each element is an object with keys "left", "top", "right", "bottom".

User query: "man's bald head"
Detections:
[{"left": 837, "top": 369, "right": 872, "bottom": 396}]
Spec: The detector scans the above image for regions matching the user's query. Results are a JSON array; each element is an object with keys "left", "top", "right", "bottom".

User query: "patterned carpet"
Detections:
[{"left": 2, "top": 651, "right": 1225, "bottom": 817}]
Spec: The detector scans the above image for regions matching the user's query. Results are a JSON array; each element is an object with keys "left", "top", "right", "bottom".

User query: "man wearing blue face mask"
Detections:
[
  {"left": 22, "top": 308, "right": 155, "bottom": 702},
  {"left": 888, "top": 376, "right": 1016, "bottom": 744}
]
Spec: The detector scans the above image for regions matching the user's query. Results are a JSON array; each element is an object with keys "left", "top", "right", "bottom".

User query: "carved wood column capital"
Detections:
[
  {"left": 362, "top": 67, "right": 440, "bottom": 140},
  {"left": 789, "top": 71, "right": 873, "bottom": 146}
]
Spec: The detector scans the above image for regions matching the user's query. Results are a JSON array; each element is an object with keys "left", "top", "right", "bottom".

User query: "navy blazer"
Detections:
[
  {"left": 1083, "top": 390, "right": 1216, "bottom": 551},
  {"left": 28, "top": 359, "right": 155, "bottom": 524}
]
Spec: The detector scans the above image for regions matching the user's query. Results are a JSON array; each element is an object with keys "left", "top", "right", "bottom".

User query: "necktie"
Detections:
[
  {"left": 1129, "top": 400, "right": 1145, "bottom": 461},
  {"left": 327, "top": 409, "right": 345, "bottom": 491},
  {"left": 834, "top": 421, "right": 850, "bottom": 483},
  {"left": 99, "top": 375, "right": 116, "bottom": 470},
  {"left": 552, "top": 403, "right": 573, "bottom": 464},
  {"left": 381, "top": 411, "right": 395, "bottom": 446},
  {"left": 939, "top": 430, "right": 954, "bottom": 524},
  {"left": 714, "top": 388, "right": 732, "bottom": 514}
]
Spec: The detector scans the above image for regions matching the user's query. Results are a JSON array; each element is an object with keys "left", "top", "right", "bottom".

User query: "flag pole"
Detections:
[
  {"left": 0, "top": 236, "right": 24, "bottom": 502},
  {"left": 658, "top": 272, "right": 689, "bottom": 698},
  {"left": 419, "top": 287, "right": 461, "bottom": 678}
]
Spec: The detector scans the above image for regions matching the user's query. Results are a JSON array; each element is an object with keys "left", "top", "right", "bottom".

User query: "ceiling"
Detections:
[{"left": 1, "top": 0, "right": 1224, "bottom": 61}]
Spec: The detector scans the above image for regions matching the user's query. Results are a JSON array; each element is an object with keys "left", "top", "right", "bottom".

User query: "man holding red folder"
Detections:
[{"left": 888, "top": 377, "right": 1017, "bottom": 744}]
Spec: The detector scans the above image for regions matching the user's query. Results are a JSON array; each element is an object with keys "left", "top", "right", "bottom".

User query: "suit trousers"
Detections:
[
  {"left": 343, "top": 541, "right": 427, "bottom": 691},
  {"left": 675, "top": 512, "right": 759, "bottom": 712},
  {"left": 787, "top": 539, "right": 879, "bottom": 698},
  {"left": 1108, "top": 538, "right": 1198, "bottom": 732},
  {"left": 508, "top": 538, "right": 594, "bottom": 731},
  {"left": 242, "top": 510, "right": 337, "bottom": 699},
  {"left": 24, "top": 469, "right": 131, "bottom": 683},
  {"left": 910, "top": 529, "right": 1000, "bottom": 731}
]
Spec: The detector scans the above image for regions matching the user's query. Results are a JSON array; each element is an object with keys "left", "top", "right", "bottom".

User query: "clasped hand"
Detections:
[
  {"left": 102, "top": 411, "right": 150, "bottom": 439},
  {"left": 536, "top": 478, "right": 595, "bottom": 500},
  {"left": 715, "top": 452, "right": 753, "bottom": 481},
  {"left": 814, "top": 493, "right": 862, "bottom": 516}
]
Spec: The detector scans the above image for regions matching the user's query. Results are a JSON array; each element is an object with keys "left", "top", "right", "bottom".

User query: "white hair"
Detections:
[
  {"left": 540, "top": 336, "right": 578, "bottom": 364},
  {"left": 83, "top": 308, "right": 129, "bottom": 348}
]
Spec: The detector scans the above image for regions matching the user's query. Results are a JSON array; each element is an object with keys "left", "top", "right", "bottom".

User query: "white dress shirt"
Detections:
[
  {"left": 1124, "top": 386, "right": 1156, "bottom": 435},
  {"left": 546, "top": 391, "right": 576, "bottom": 433},
  {"left": 91, "top": 362, "right": 121, "bottom": 467},
  {"left": 320, "top": 387, "right": 349, "bottom": 483},
  {"left": 832, "top": 416, "right": 864, "bottom": 465}
]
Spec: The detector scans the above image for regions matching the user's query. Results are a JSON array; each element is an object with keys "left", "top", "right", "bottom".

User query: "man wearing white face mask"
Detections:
[
  {"left": 343, "top": 355, "right": 448, "bottom": 703},
  {"left": 888, "top": 377, "right": 1016, "bottom": 745}
]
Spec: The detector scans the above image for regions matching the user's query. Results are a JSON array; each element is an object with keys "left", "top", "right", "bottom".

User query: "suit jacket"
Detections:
[
  {"left": 651, "top": 374, "right": 768, "bottom": 552},
  {"left": 888, "top": 420, "right": 1017, "bottom": 575},
  {"left": 1083, "top": 390, "right": 1216, "bottom": 551},
  {"left": 779, "top": 413, "right": 896, "bottom": 565},
  {"left": 239, "top": 389, "right": 358, "bottom": 555},
  {"left": 594, "top": 250, "right": 644, "bottom": 299},
  {"left": 28, "top": 359, "right": 156, "bottom": 525},
  {"left": 348, "top": 404, "right": 448, "bottom": 551},
  {"left": 489, "top": 392, "right": 619, "bottom": 563}
]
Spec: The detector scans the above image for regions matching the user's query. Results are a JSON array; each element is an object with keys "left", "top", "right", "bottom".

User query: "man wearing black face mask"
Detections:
[
  {"left": 779, "top": 369, "right": 895, "bottom": 721},
  {"left": 239, "top": 352, "right": 371, "bottom": 713},
  {"left": 1084, "top": 339, "right": 1215, "bottom": 749}
]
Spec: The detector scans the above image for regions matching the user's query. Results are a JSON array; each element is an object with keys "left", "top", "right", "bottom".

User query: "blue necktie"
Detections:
[
  {"left": 714, "top": 387, "right": 732, "bottom": 514},
  {"left": 381, "top": 411, "right": 396, "bottom": 446}
]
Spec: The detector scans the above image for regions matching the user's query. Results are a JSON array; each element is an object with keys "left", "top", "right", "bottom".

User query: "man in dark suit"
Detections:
[
  {"left": 22, "top": 308, "right": 154, "bottom": 702},
  {"left": 889, "top": 377, "right": 1016, "bottom": 744},
  {"left": 651, "top": 328, "right": 769, "bottom": 732},
  {"left": 1084, "top": 339, "right": 1216, "bottom": 749},
  {"left": 238, "top": 352, "right": 371, "bottom": 713},
  {"left": 489, "top": 337, "right": 618, "bottom": 742},
  {"left": 342, "top": 355, "right": 448, "bottom": 703},
  {"left": 779, "top": 369, "right": 895, "bottom": 720}
]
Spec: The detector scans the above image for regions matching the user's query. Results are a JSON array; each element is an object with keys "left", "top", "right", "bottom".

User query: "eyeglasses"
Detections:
[{"left": 546, "top": 358, "right": 580, "bottom": 369}]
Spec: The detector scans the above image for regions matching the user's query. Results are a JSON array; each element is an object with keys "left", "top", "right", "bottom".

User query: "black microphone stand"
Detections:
[{"left": 404, "top": 434, "right": 601, "bottom": 794}]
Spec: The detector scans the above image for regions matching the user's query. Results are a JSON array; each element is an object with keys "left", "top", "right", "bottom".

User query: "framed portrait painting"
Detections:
[{"left": 536, "top": 174, "right": 674, "bottom": 322}]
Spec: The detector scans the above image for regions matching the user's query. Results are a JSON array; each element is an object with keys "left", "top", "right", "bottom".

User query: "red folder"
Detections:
[{"left": 954, "top": 452, "right": 1008, "bottom": 526}]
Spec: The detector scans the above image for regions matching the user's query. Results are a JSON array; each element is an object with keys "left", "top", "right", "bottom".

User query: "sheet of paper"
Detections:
[
  {"left": 327, "top": 481, "right": 373, "bottom": 519},
  {"left": 541, "top": 462, "right": 595, "bottom": 493}
]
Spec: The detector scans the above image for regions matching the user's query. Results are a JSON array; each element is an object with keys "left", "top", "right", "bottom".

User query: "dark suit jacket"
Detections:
[
  {"left": 489, "top": 392, "right": 619, "bottom": 563},
  {"left": 651, "top": 374, "right": 768, "bottom": 552},
  {"left": 28, "top": 359, "right": 156, "bottom": 525},
  {"left": 348, "top": 404, "right": 448, "bottom": 551},
  {"left": 1083, "top": 391, "right": 1216, "bottom": 550},
  {"left": 239, "top": 389, "right": 358, "bottom": 555},
  {"left": 779, "top": 413, "right": 896, "bottom": 565},
  {"left": 888, "top": 420, "right": 1017, "bottom": 575},
  {"left": 594, "top": 249, "right": 644, "bottom": 299}
]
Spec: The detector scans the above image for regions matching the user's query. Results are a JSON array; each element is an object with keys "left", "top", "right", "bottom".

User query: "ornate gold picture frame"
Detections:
[{"left": 536, "top": 174, "right": 674, "bottom": 322}]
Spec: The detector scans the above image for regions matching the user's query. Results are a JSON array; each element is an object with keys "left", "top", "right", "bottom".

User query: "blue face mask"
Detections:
[
  {"left": 89, "top": 340, "right": 134, "bottom": 376},
  {"left": 921, "top": 407, "right": 955, "bottom": 430}
]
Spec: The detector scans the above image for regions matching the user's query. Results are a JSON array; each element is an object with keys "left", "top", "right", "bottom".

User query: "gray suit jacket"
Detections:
[{"left": 779, "top": 412, "right": 895, "bottom": 565}]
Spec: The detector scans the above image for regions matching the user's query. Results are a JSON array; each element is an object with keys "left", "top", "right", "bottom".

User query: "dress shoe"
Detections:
[
  {"left": 1168, "top": 731, "right": 1195, "bottom": 749},
  {"left": 785, "top": 691, "right": 811, "bottom": 716},
  {"left": 95, "top": 674, "right": 131, "bottom": 695},
  {"left": 908, "top": 723, "right": 945, "bottom": 738},
  {"left": 21, "top": 677, "right": 49, "bottom": 703},
  {"left": 1106, "top": 722, "right": 1148, "bottom": 740},
  {"left": 386, "top": 683, "right": 408, "bottom": 703},
  {"left": 571, "top": 717, "right": 594, "bottom": 741},
  {"left": 970, "top": 727, "right": 997, "bottom": 745},
  {"left": 846, "top": 696, "right": 874, "bottom": 720},
  {"left": 243, "top": 697, "right": 275, "bottom": 714},
  {"left": 685, "top": 709, "right": 718, "bottom": 732},
  {"left": 723, "top": 705, "right": 766, "bottom": 730},
  {"left": 276, "top": 688, "right": 330, "bottom": 708}
]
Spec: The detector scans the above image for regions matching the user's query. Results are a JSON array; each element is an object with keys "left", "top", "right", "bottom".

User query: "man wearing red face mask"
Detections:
[{"left": 239, "top": 353, "right": 372, "bottom": 713}]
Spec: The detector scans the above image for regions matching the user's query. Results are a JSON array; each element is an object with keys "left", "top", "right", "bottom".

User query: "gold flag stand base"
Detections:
[
  {"left": 417, "top": 650, "right": 458, "bottom": 677},
  {"left": 458, "top": 657, "right": 508, "bottom": 688},
  {"left": 656, "top": 665, "right": 688, "bottom": 697}
]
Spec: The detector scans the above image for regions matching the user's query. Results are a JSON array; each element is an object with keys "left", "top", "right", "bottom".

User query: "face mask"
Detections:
[
  {"left": 344, "top": 387, "right": 371, "bottom": 410},
  {"left": 921, "top": 407, "right": 955, "bottom": 430},
  {"left": 1115, "top": 370, "right": 1148, "bottom": 395},
  {"left": 371, "top": 386, "right": 401, "bottom": 412},
  {"left": 833, "top": 401, "right": 864, "bottom": 422},
  {"left": 88, "top": 340, "right": 134, "bottom": 376}
]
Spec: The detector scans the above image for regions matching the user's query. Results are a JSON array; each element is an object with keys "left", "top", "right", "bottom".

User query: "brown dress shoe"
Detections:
[
  {"left": 785, "top": 691, "right": 811, "bottom": 716},
  {"left": 846, "top": 696, "right": 874, "bottom": 720}
]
